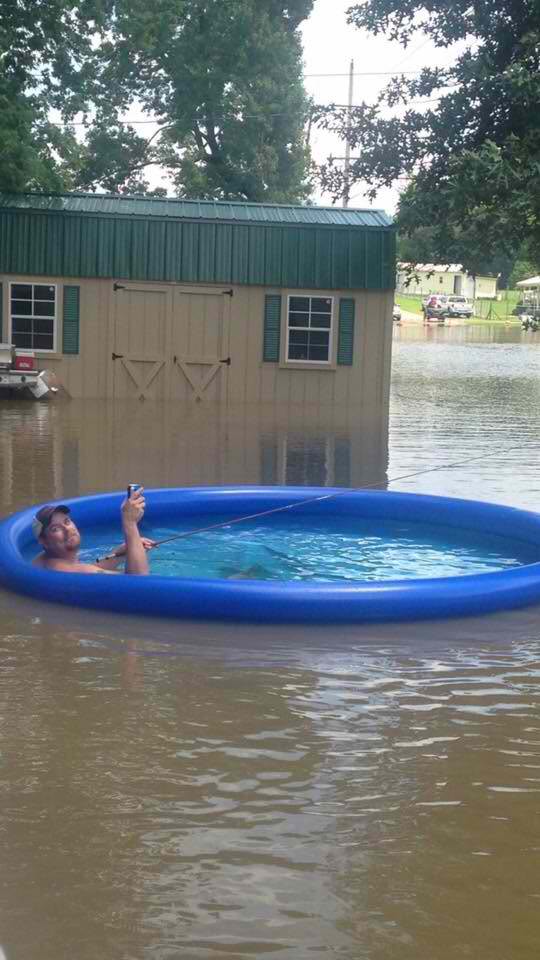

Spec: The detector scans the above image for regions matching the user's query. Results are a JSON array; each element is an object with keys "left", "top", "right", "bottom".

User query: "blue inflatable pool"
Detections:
[{"left": 1, "top": 487, "right": 540, "bottom": 623}]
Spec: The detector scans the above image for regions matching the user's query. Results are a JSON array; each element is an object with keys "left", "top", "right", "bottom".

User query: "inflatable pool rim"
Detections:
[{"left": 1, "top": 486, "right": 540, "bottom": 623}]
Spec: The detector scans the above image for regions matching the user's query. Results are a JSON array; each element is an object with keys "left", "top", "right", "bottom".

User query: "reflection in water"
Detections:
[
  {"left": 0, "top": 399, "right": 387, "bottom": 513},
  {"left": 0, "top": 322, "right": 540, "bottom": 960}
]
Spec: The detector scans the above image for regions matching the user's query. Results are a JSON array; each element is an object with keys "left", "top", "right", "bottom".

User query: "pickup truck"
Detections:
[
  {"left": 0, "top": 343, "right": 51, "bottom": 398},
  {"left": 445, "top": 296, "right": 474, "bottom": 318}
]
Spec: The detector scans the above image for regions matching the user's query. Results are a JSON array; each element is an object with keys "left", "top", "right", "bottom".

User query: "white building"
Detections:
[{"left": 396, "top": 263, "right": 498, "bottom": 300}]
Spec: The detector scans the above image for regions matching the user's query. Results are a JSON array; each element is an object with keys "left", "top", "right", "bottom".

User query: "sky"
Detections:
[
  {"left": 300, "top": 0, "right": 460, "bottom": 213},
  {"left": 130, "top": 0, "right": 463, "bottom": 214}
]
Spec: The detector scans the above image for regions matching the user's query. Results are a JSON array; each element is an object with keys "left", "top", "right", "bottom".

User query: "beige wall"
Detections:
[
  {"left": 474, "top": 276, "right": 498, "bottom": 299},
  {"left": 396, "top": 271, "right": 457, "bottom": 296},
  {"left": 0, "top": 275, "right": 393, "bottom": 410}
]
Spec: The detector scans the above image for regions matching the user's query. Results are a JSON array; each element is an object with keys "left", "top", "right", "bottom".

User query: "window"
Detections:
[
  {"left": 287, "top": 296, "right": 333, "bottom": 363},
  {"left": 10, "top": 283, "right": 56, "bottom": 351}
]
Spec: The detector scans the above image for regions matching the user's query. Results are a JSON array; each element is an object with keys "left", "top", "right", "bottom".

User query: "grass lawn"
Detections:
[
  {"left": 395, "top": 290, "right": 523, "bottom": 322},
  {"left": 473, "top": 289, "right": 521, "bottom": 321},
  {"left": 395, "top": 294, "right": 423, "bottom": 316}
]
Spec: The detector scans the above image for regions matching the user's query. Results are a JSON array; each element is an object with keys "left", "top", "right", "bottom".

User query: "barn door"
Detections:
[
  {"left": 170, "top": 288, "right": 231, "bottom": 403},
  {"left": 112, "top": 285, "right": 169, "bottom": 400}
]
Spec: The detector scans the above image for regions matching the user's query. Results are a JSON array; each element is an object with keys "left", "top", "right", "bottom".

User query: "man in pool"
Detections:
[{"left": 32, "top": 486, "right": 153, "bottom": 575}]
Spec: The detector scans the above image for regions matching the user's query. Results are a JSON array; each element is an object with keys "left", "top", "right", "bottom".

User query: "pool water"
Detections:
[{"left": 72, "top": 514, "right": 540, "bottom": 581}]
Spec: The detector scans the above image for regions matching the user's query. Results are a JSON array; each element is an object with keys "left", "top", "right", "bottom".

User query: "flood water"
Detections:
[{"left": 1, "top": 321, "right": 540, "bottom": 960}]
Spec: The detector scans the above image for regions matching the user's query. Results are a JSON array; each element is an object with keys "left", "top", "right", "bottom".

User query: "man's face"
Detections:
[{"left": 40, "top": 511, "right": 81, "bottom": 557}]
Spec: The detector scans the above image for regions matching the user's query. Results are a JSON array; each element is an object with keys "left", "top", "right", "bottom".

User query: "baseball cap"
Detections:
[{"left": 32, "top": 504, "right": 71, "bottom": 539}]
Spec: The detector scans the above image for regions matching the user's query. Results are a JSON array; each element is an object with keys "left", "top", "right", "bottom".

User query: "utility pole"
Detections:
[{"left": 342, "top": 59, "right": 354, "bottom": 208}]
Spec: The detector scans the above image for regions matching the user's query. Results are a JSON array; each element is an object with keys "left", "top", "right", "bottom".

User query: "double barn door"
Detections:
[{"left": 111, "top": 284, "right": 232, "bottom": 402}]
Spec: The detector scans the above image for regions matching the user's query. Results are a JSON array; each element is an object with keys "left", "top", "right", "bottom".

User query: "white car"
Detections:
[{"left": 446, "top": 295, "right": 474, "bottom": 318}]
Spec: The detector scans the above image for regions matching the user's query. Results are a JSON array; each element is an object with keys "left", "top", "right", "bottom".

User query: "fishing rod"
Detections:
[{"left": 97, "top": 445, "right": 529, "bottom": 562}]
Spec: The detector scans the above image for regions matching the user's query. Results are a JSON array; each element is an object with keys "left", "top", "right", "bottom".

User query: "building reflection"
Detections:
[{"left": 0, "top": 399, "right": 389, "bottom": 515}]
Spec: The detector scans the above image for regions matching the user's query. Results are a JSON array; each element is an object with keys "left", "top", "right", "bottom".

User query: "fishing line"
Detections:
[{"left": 108, "top": 444, "right": 530, "bottom": 560}]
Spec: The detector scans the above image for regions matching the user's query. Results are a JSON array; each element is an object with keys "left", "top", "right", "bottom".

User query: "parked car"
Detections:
[
  {"left": 392, "top": 303, "right": 402, "bottom": 322},
  {"left": 446, "top": 295, "right": 473, "bottom": 318},
  {"left": 422, "top": 295, "right": 448, "bottom": 321}
]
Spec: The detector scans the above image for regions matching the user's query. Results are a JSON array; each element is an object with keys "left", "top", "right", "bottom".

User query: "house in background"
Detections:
[
  {"left": 396, "top": 263, "right": 498, "bottom": 300},
  {"left": 0, "top": 192, "right": 395, "bottom": 406}
]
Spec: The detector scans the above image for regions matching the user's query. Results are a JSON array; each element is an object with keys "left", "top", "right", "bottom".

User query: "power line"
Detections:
[
  {"left": 393, "top": 36, "right": 433, "bottom": 68},
  {"left": 305, "top": 69, "right": 426, "bottom": 77},
  {"left": 46, "top": 93, "right": 449, "bottom": 130}
]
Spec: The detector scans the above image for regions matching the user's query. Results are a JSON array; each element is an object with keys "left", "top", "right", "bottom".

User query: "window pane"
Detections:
[
  {"left": 310, "top": 314, "right": 331, "bottom": 329},
  {"left": 33, "top": 333, "right": 54, "bottom": 350},
  {"left": 288, "top": 312, "right": 309, "bottom": 327},
  {"left": 310, "top": 331, "right": 329, "bottom": 346},
  {"left": 12, "top": 317, "right": 32, "bottom": 334},
  {"left": 289, "top": 343, "right": 309, "bottom": 360},
  {"left": 311, "top": 297, "right": 332, "bottom": 313},
  {"left": 308, "top": 344, "right": 329, "bottom": 361},
  {"left": 34, "top": 285, "right": 55, "bottom": 301},
  {"left": 11, "top": 284, "right": 32, "bottom": 301},
  {"left": 289, "top": 330, "right": 309, "bottom": 346},
  {"left": 11, "top": 299, "right": 32, "bottom": 316},
  {"left": 12, "top": 332, "right": 32, "bottom": 348},
  {"left": 290, "top": 297, "right": 310, "bottom": 312},
  {"left": 34, "top": 317, "right": 54, "bottom": 335},
  {"left": 33, "top": 300, "right": 55, "bottom": 317}
]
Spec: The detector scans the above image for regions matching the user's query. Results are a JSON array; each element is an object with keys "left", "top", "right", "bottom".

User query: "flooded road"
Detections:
[{"left": 1, "top": 322, "right": 540, "bottom": 960}]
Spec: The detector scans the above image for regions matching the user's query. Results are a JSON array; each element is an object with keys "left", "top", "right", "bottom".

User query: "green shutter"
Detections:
[
  {"left": 337, "top": 297, "right": 355, "bottom": 365},
  {"left": 263, "top": 294, "right": 281, "bottom": 362},
  {"left": 0, "top": 282, "right": 3, "bottom": 341},
  {"left": 63, "top": 285, "right": 80, "bottom": 354}
]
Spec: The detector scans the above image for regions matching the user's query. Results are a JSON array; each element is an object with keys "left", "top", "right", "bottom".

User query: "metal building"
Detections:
[{"left": 0, "top": 192, "right": 395, "bottom": 403}]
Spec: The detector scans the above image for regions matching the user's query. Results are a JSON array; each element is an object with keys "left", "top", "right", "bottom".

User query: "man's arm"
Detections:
[
  {"left": 121, "top": 488, "right": 149, "bottom": 575},
  {"left": 95, "top": 538, "right": 156, "bottom": 571}
]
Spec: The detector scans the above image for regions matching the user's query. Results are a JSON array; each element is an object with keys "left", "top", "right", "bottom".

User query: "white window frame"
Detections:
[
  {"left": 9, "top": 281, "right": 58, "bottom": 354},
  {"left": 285, "top": 294, "right": 334, "bottom": 365}
]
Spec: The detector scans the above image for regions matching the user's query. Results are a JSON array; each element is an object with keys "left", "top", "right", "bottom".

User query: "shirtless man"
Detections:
[{"left": 32, "top": 487, "right": 152, "bottom": 575}]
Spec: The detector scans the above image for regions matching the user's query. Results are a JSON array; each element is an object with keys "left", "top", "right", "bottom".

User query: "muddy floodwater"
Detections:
[{"left": 1, "top": 321, "right": 540, "bottom": 960}]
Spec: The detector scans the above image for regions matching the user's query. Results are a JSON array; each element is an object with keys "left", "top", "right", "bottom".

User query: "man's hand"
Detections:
[
  {"left": 121, "top": 487, "right": 146, "bottom": 526},
  {"left": 121, "top": 487, "right": 150, "bottom": 575}
]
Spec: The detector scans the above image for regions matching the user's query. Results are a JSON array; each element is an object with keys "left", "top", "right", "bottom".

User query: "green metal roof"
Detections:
[
  {"left": 0, "top": 192, "right": 393, "bottom": 228},
  {"left": 0, "top": 191, "right": 396, "bottom": 290}
]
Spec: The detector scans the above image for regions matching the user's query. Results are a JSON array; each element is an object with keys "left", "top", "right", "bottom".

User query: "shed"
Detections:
[{"left": 0, "top": 192, "right": 395, "bottom": 403}]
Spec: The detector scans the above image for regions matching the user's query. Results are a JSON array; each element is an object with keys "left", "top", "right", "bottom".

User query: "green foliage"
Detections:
[
  {"left": 0, "top": 0, "right": 111, "bottom": 193},
  {"left": 509, "top": 260, "right": 539, "bottom": 288},
  {"left": 0, "top": 0, "right": 314, "bottom": 201},
  {"left": 397, "top": 227, "right": 436, "bottom": 263},
  {"left": 318, "top": 1, "right": 540, "bottom": 271},
  {"left": 80, "top": 0, "right": 314, "bottom": 201}
]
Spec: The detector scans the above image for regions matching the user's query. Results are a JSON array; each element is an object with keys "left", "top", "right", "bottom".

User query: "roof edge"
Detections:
[
  {"left": 0, "top": 189, "right": 388, "bottom": 216},
  {"left": 0, "top": 190, "right": 394, "bottom": 228}
]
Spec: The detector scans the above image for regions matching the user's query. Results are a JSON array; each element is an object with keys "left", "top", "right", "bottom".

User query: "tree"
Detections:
[
  {"left": 74, "top": 0, "right": 315, "bottom": 201},
  {"left": 1, "top": 0, "right": 314, "bottom": 202},
  {"left": 0, "top": 0, "right": 109, "bottom": 193},
  {"left": 508, "top": 242, "right": 539, "bottom": 288},
  {"left": 396, "top": 227, "right": 437, "bottom": 263},
  {"left": 318, "top": 1, "right": 540, "bottom": 271}
]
